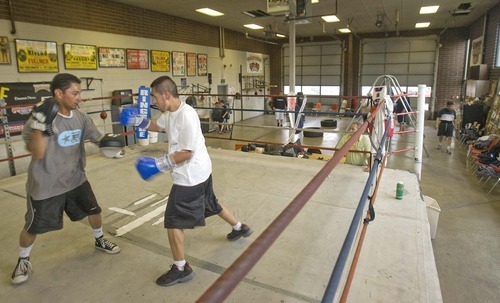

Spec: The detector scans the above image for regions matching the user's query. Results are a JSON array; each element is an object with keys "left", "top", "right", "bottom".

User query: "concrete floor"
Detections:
[
  {"left": 205, "top": 113, "right": 500, "bottom": 303},
  {"left": 0, "top": 113, "right": 498, "bottom": 303}
]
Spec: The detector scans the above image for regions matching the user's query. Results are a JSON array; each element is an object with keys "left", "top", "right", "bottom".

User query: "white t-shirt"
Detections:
[{"left": 156, "top": 102, "right": 211, "bottom": 186}]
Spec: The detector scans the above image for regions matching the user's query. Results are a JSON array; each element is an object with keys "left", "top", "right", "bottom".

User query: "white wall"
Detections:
[{"left": 0, "top": 20, "right": 269, "bottom": 178}]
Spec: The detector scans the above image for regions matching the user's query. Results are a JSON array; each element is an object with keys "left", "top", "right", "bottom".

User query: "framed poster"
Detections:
[
  {"left": 172, "top": 51, "right": 185, "bottom": 76},
  {"left": 197, "top": 53, "right": 207, "bottom": 76},
  {"left": 15, "top": 39, "right": 58, "bottom": 73},
  {"left": 150, "top": 50, "right": 170, "bottom": 72},
  {"left": 0, "top": 36, "right": 11, "bottom": 64},
  {"left": 246, "top": 52, "right": 263, "bottom": 74},
  {"left": 186, "top": 52, "right": 197, "bottom": 76},
  {"left": 470, "top": 37, "right": 483, "bottom": 66},
  {"left": 98, "top": 47, "right": 125, "bottom": 68},
  {"left": 126, "top": 48, "right": 149, "bottom": 69},
  {"left": 63, "top": 43, "right": 97, "bottom": 70}
]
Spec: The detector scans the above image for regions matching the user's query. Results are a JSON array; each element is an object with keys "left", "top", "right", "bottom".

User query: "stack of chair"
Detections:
[{"left": 467, "top": 135, "right": 500, "bottom": 194}]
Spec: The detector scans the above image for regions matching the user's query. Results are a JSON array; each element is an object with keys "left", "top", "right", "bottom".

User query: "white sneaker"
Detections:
[
  {"left": 437, "top": 144, "right": 442, "bottom": 150},
  {"left": 95, "top": 236, "right": 121, "bottom": 254},
  {"left": 446, "top": 147, "right": 451, "bottom": 154},
  {"left": 11, "top": 257, "right": 32, "bottom": 285}
]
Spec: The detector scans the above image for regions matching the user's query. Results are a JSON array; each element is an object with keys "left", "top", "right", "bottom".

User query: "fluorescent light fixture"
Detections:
[
  {"left": 415, "top": 22, "right": 430, "bottom": 28},
  {"left": 195, "top": 8, "right": 224, "bottom": 17},
  {"left": 420, "top": 6, "right": 439, "bottom": 14},
  {"left": 321, "top": 15, "right": 340, "bottom": 22},
  {"left": 312, "top": 0, "right": 319, "bottom": 3},
  {"left": 338, "top": 28, "right": 351, "bottom": 33},
  {"left": 276, "top": 33, "right": 286, "bottom": 38},
  {"left": 244, "top": 24, "right": 264, "bottom": 30},
  {"left": 242, "top": 11, "right": 256, "bottom": 18}
]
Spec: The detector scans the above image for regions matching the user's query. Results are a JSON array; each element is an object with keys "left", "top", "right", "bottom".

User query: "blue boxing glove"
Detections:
[
  {"left": 120, "top": 107, "right": 150, "bottom": 128},
  {"left": 135, "top": 154, "right": 176, "bottom": 180}
]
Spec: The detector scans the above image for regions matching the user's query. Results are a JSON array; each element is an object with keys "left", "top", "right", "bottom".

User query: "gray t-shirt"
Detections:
[{"left": 23, "top": 109, "right": 103, "bottom": 200}]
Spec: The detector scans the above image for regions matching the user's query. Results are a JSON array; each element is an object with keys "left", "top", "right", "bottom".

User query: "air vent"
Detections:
[
  {"left": 242, "top": 10, "right": 271, "bottom": 18},
  {"left": 453, "top": 3, "right": 472, "bottom": 16},
  {"left": 457, "top": 3, "right": 471, "bottom": 10}
]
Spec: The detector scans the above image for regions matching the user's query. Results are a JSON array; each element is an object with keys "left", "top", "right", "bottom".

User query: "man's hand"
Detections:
[
  {"left": 120, "top": 107, "right": 150, "bottom": 129},
  {"left": 135, "top": 154, "right": 175, "bottom": 180},
  {"left": 31, "top": 98, "right": 59, "bottom": 136}
]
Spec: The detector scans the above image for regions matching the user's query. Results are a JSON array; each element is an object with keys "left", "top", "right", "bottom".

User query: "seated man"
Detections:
[{"left": 336, "top": 122, "right": 371, "bottom": 171}]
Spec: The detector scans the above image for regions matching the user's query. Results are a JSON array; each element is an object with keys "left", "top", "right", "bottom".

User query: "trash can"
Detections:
[
  {"left": 199, "top": 115, "right": 209, "bottom": 133},
  {"left": 424, "top": 195, "right": 441, "bottom": 239}
]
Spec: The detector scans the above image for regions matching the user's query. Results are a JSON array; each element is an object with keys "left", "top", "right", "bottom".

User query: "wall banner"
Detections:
[{"left": 0, "top": 82, "right": 51, "bottom": 137}]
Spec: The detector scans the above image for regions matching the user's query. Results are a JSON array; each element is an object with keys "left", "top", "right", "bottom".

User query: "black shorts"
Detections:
[
  {"left": 438, "top": 122, "right": 453, "bottom": 137},
  {"left": 164, "top": 175, "right": 223, "bottom": 229},
  {"left": 23, "top": 181, "right": 102, "bottom": 234}
]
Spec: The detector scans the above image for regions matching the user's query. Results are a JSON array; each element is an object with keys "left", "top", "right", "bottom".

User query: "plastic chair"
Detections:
[
  {"left": 329, "top": 104, "right": 339, "bottom": 112},
  {"left": 467, "top": 136, "right": 500, "bottom": 168},
  {"left": 476, "top": 164, "right": 500, "bottom": 194},
  {"left": 312, "top": 102, "right": 322, "bottom": 115}
]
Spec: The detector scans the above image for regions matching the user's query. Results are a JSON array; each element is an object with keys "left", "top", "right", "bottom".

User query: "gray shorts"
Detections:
[
  {"left": 165, "top": 175, "right": 223, "bottom": 229},
  {"left": 24, "top": 181, "right": 102, "bottom": 234}
]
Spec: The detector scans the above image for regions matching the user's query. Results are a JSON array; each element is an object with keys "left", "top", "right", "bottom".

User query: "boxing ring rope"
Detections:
[
  {"left": 338, "top": 151, "right": 389, "bottom": 303},
  {"left": 0, "top": 102, "right": 365, "bottom": 165},
  {"left": 322, "top": 116, "right": 392, "bottom": 303},
  {"left": 196, "top": 101, "right": 386, "bottom": 303}
]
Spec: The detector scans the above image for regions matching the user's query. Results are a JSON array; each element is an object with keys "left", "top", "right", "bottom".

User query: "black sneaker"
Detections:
[
  {"left": 11, "top": 257, "right": 32, "bottom": 285},
  {"left": 156, "top": 263, "right": 195, "bottom": 286},
  {"left": 227, "top": 224, "right": 253, "bottom": 241},
  {"left": 95, "top": 236, "right": 121, "bottom": 254}
]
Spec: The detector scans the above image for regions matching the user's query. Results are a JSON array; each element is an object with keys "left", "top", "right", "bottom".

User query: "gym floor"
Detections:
[
  {"left": 205, "top": 113, "right": 500, "bottom": 303},
  {"left": 0, "top": 113, "right": 498, "bottom": 303}
]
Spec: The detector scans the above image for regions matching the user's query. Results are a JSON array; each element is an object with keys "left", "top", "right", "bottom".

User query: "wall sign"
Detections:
[
  {"left": 0, "top": 82, "right": 51, "bottom": 137},
  {"left": 98, "top": 47, "right": 125, "bottom": 68},
  {"left": 172, "top": 51, "right": 185, "bottom": 76},
  {"left": 126, "top": 49, "right": 149, "bottom": 69},
  {"left": 470, "top": 37, "right": 483, "bottom": 66},
  {"left": 197, "top": 53, "right": 207, "bottom": 76},
  {"left": 63, "top": 43, "right": 97, "bottom": 70},
  {"left": 150, "top": 50, "right": 170, "bottom": 72},
  {"left": 186, "top": 52, "right": 196, "bottom": 76},
  {"left": 0, "top": 36, "right": 11, "bottom": 64},
  {"left": 15, "top": 39, "right": 58, "bottom": 73},
  {"left": 136, "top": 86, "right": 151, "bottom": 140}
]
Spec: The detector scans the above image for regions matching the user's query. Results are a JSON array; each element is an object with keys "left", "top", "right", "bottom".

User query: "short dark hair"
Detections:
[
  {"left": 150, "top": 76, "right": 179, "bottom": 98},
  {"left": 446, "top": 101, "right": 454, "bottom": 106},
  {"left": 50, "top": 73, "right": 81, "bottom": 95}
]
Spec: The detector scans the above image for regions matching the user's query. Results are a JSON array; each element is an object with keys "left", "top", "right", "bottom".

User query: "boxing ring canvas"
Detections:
[{"left": 0, "top": 144, "right": 441, "bottom": 302}]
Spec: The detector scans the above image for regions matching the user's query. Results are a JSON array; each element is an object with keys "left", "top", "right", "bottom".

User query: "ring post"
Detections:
[{"left": 415, "top": 84, "right": 426, "bottom": 180}]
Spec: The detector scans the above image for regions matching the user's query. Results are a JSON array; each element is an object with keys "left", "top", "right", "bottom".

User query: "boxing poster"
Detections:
[
  {"left": 14, "top": 39, "right": 58, "bottom": 73},
  {"left": 126, "top": 49, "right": 149, "bottom": 69},
  {"left": 0, "top": 82, "right": 51, "bottom": 137},
  {"left": 63, "top": 43, "right": 97, "bottom": 70}
]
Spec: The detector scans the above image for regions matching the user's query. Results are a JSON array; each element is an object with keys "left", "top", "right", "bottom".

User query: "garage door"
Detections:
[
  {"left": 283, "top": 42, "right": 342, "bottom": 103},
  {"left": 361, "top": 36, "right": 437, "bottom": 104}
]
